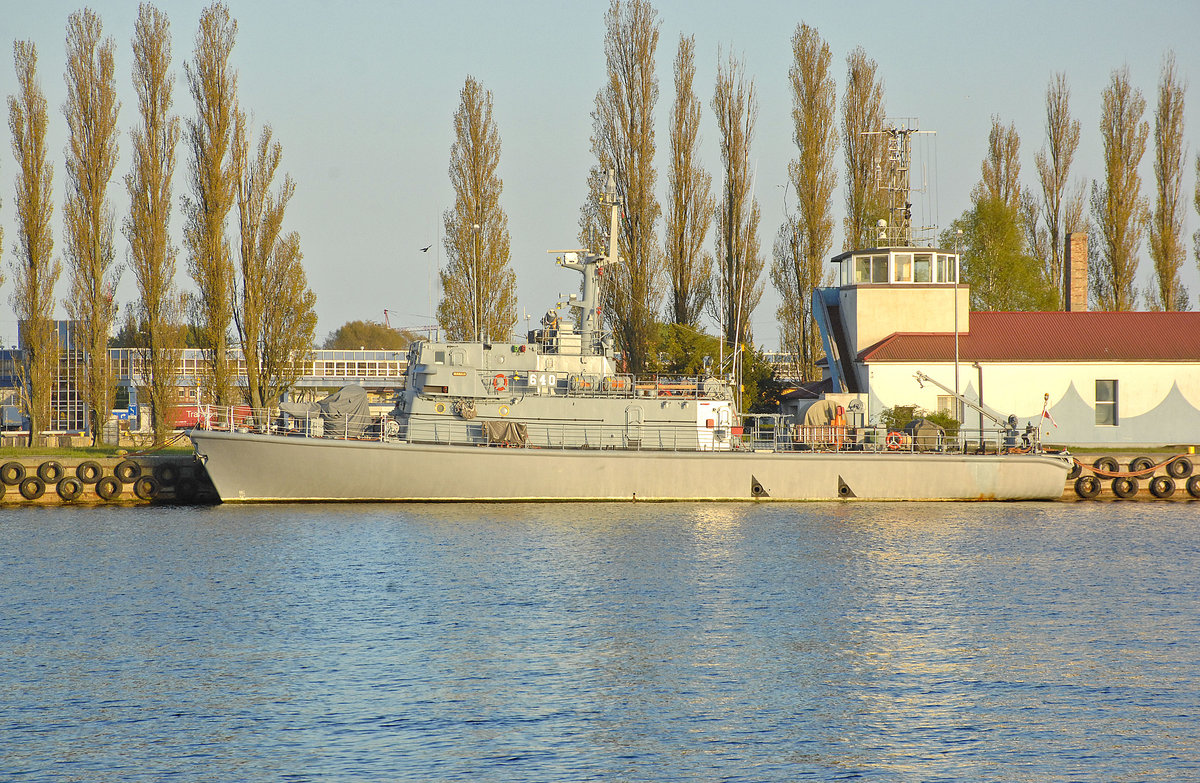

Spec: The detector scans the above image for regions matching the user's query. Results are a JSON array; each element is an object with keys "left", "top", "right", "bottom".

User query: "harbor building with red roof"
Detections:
[{"left": 808, "top": 236, "right": 1200, "bottom": 447}]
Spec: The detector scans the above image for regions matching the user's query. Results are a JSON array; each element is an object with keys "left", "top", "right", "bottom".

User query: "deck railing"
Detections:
[
  {"left": 193, "top": 404, "right": 1044, "bottom": 456},
  {"left": 743, "top": 414, "right": 1041, "bottom": 455}
]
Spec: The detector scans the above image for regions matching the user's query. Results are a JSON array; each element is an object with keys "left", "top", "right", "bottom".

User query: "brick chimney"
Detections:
[{"left": 1064, "top": 232, "right": 1088, "bottom": 312}]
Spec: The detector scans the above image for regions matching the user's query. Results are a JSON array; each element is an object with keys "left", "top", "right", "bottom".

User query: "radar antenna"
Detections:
[{"left": 867, "top": 120, "right": 934, "bottom": 246}]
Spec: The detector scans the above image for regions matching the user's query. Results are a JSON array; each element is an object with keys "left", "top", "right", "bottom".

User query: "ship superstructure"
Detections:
[{"left": 395, "top": 170, "right": 737, "bottom": 452}]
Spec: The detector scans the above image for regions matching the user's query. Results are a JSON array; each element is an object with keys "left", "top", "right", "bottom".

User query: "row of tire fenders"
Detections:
[
  {"left": 1069, "top": 455, "right": 1199, "bottom": 499},
  {"left": 0, "top": 459, "right": 196, "bottom": 503}
]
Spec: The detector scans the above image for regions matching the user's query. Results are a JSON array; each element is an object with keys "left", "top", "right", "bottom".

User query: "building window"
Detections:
[
  {"left": 913, "top": 253, "right": 932, "bottom": 282},
  {"left": 853, "top": 254, "right": 888, "bottom": 283},
  {"left": 936, "top": 394, "right": 961, "bottom": 422},
  {"left": 1096, "top": 380, "right": 1118, "bottom": 426},
  {"left": 893, "top": 253, "right": 912, "bottom": 282},
  {"left": 936, "top": 254, "right": 959, "bottom": 283}
]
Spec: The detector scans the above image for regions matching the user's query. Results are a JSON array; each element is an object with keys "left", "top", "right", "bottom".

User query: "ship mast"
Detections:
[
  {"left": 869, "top": 122, "right": 934, "bottom": 247},
  {"left": 554, "top": 169, "right": 620, "bottom": 356}
]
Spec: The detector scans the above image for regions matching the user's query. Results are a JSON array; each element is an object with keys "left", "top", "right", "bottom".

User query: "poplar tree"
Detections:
[
  {"left": 438, "top": 75, "right": 515, "bottom": 342},
  {"left": 1195, "top": 154, "right": 1200, "bottom": 304},
  {"left": 841, "top": 46, "right": 885, "bottom": 251},
  {"left": 711, "top": 48, "right": 763, "bottom": 349},
  {"left": 1148, "top": 52, "right": 1188, "bottom": 311},
  {"left": 1019, "top": 187, "right": 1049, "bottom": 273},
  {"left": 256, "top": 232, "right": 316, "bottom": 402},
  {"left": 125, "top": 2, "right": 183, "bottom": 445},
  {"left": 663, "top": 34, "right": 713, "bottom": 328},
  {"left": 63, "top": 9, "right": 121, "bottom": 444},
  {"left": 1091, "top": 66, "right": 1149, "bottom": 312},
  {"left": 1034, "top": 73, "right": 1082, "bottom": 305},
  {"left": 581, "top": 0, "right": 662, "bottom": 372},
  {"left": 772, "top": 22, "right": 836, "bottom": 381},
  {"left": 946, "top": 116, "right": 1054, "bottom": 312},
  {"left": 974, "top": 115, "right": 1022, "bottom": 210},
  {"left": 183, "top": 2, "right": 239, "bottom": 406},
  {"left": 9, "top": 42, "right": 60, "bottom": 446},
  {"left": 0, "top": 159, "right": 4, "bottom": 296},
  {"left": 233, "top": 121, "right": 317, "bottom": 413}
]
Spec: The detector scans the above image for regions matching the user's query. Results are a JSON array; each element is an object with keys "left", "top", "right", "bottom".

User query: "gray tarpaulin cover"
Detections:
[
  {"left": 483, "top": 420, "right": 528, "bottom": 446},
  {"left": 280, "top": 385, "right": 372, "bottom": 437},
  {"left": 802, "top": 399, "right": 839, "bottom": 426},
  {"left": 903, "top": 418, "right": 945, "bottom": 451}
]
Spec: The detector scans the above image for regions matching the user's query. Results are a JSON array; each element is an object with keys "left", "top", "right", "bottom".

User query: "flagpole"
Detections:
[{"left": 1039, "top": 392, "right": 1057, "bottom": 434}]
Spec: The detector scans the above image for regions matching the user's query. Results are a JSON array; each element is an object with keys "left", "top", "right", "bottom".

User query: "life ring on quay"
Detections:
[
  {"left": 493, "top": 374, "right": 508, "bottom": 393},
  {"left": 885, "top": 431, "right": 903, "bottom": 451}
]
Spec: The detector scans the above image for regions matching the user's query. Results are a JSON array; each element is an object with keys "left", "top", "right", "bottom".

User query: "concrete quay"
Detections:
[
  {"left": 1062, "top": 452, "right": 1199, "bottom": 502},
  {"left": 0, "top": 453, "right": 216, "bottom": 506}
]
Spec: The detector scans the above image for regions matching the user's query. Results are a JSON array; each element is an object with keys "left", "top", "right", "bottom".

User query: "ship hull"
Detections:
[{"left": 189, "top": 430, "right": 1070, "bottom": 502}]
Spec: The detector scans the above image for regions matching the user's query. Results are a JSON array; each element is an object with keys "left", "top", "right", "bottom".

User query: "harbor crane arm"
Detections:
[{"left": 913, "top": 371, "right": 1009, "bottom": 429}]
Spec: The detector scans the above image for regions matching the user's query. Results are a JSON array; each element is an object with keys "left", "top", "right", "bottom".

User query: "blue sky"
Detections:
[{"left": 3, "top": 0, "right": 1199, "bottom": 349}]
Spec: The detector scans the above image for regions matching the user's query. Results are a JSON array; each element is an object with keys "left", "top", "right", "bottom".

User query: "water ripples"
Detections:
[{"left": 1, "top": 501, "right": 1197, "bottom": 781}]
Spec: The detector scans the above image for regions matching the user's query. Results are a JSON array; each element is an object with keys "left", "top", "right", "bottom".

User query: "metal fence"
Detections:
[{"left": 194, "top": 404, "right": 1043, "bottom": 456}]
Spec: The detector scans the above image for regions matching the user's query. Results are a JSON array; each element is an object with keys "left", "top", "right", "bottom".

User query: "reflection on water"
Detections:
[{"left": 1, "top": 501, "right": 1197, "bottom": 781}]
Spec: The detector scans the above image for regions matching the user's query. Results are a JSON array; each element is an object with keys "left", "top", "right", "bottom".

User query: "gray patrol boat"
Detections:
[{"left": 189, "top": 172, "right": 1071, "bottom": 502}]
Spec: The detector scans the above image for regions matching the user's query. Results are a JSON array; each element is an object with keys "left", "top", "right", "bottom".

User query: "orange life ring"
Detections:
[
  {"left": 885, "top": 431, "right": 902, "bottom": 451},
  {"left": 493, "top": 374, "right": 508, "bottom": 393}
]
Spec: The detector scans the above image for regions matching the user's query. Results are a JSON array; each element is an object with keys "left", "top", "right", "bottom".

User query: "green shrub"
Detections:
[{"left": 878, "top": 404, "right": 960, "bottom": 437}]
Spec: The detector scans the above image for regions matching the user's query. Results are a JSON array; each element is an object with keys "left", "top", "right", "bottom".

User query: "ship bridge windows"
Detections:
[
  {"left": 913, "top": 253, "right": 932, "bottom": 282},
  {"left": 852, "top": 254, "right": 889, "bottom": 284},
  {"left": 842, "top": 250, "right": 960, "bottom": 286},
  {"left": 936, "top": 254, "right": 957, "bottom": 283}
]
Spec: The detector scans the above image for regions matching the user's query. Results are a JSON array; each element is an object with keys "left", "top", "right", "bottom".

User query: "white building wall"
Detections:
[
  {"left": 839, "top": 286, "right": 970, "bottom": 357},
  {"left": 864, "top": 361, "right": 1200, "bottom": 447}
]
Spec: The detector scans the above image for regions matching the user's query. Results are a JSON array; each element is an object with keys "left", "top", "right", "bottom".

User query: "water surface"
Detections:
[{"left": 2, "top": 501, "right": 1197, "bottom": 781}]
